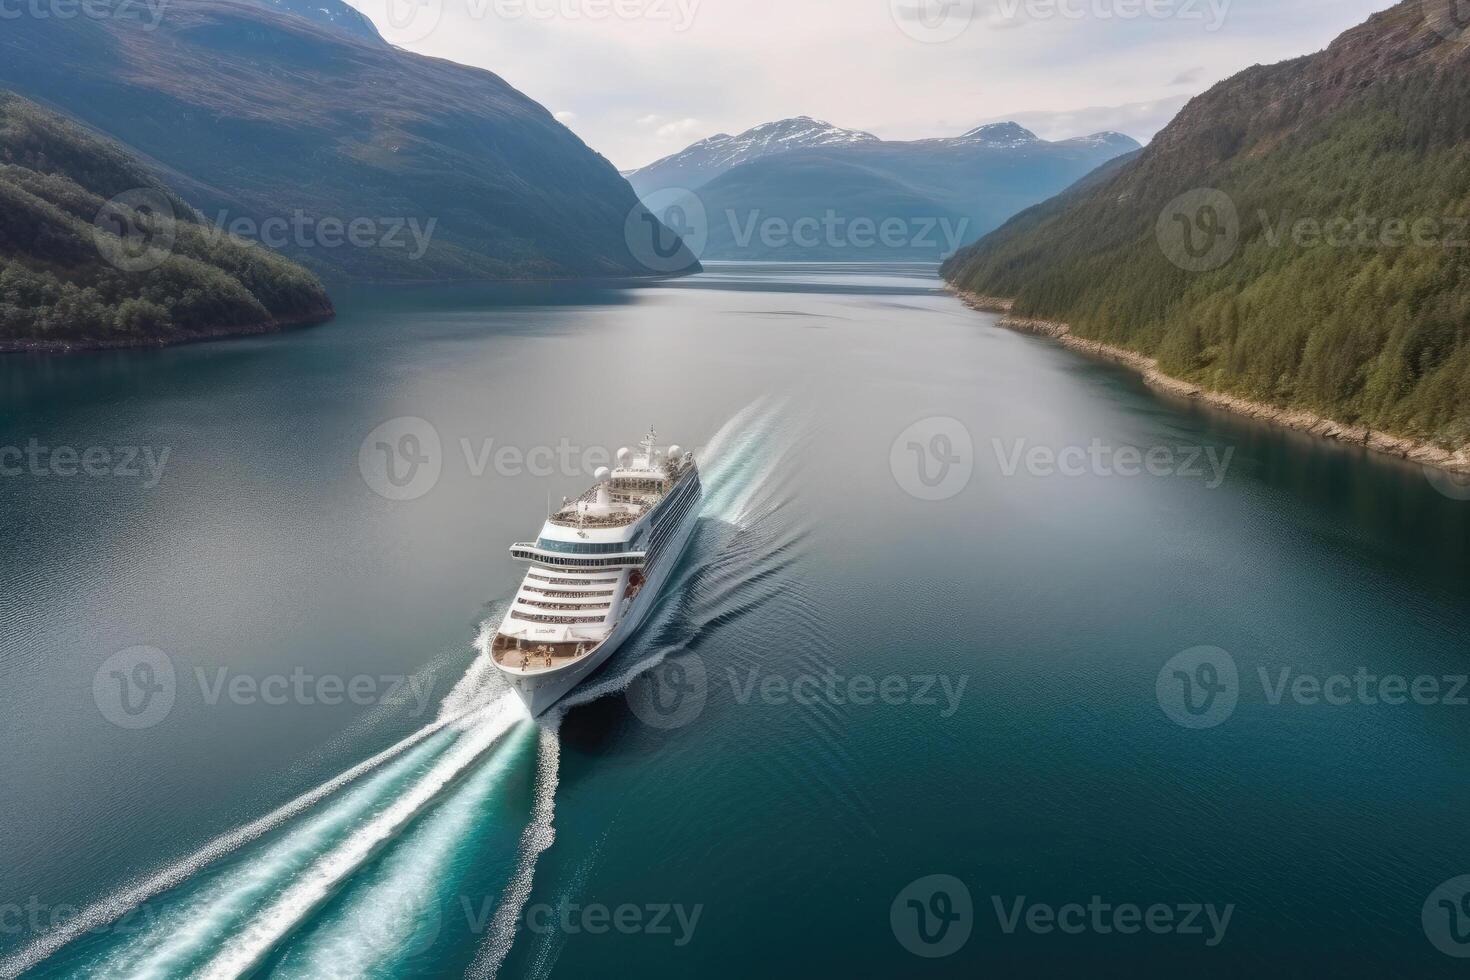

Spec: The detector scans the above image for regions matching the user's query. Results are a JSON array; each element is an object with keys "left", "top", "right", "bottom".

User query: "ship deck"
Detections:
[{"left": 491, "top": 633, "right": 599, "bottom": 674}]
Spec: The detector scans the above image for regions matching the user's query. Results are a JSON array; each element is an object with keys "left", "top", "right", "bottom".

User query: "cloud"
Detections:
[
  {"left": 554, "top": 110, "right": 578, "bottom": 123},
  {"left": 631, "top": 114, "right": 707, "bottom": 147},
  {"left": 655, "top": 117, "right": 703, "bottom": 140},
  {"left": 360, "top": 0, "right": 1405, "bottom": 169}
]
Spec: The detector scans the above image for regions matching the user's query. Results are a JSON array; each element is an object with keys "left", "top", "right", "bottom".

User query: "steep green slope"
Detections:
[
  {"left": 943, "top": 1, "right": 1470, "bottom": 450},
  {"left": 0, "top": 90, "right": 332, "bottom": 349},
  {"left": 0, "top": 0, "right": 696, "bottom": 282}
]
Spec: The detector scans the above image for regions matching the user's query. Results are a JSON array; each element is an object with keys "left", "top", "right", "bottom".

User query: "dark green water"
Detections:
[{"left": 2, "top": 264, "right": 1469, "bottom": 978}]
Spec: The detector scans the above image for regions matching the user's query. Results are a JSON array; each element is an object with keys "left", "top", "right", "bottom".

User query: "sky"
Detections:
[{"left": 347, "top": 0, "right": 1401, "bottom": 170}]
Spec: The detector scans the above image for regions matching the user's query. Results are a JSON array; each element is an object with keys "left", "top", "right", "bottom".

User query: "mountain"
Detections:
[
  {"left": 942, "top": 0, "right": 1470, "bottom": 454},
  {"left": 0, "top": 0, "right": 696, "bottom": 282},
  {"left": 626, "top": 117, "right": 880, "bottom": 196},
  {"left": 0, "top": 90, "right": 332, "bottom": 350},
  {"left": 256, "top": 0, "right": 386, "bottom": 42},
  {"left": 643, "top": 122, "right": 1139, "bottom": 261}
]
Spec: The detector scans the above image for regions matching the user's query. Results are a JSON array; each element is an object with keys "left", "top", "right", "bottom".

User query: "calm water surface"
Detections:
[{"left": 2, "top": 264, "right": 1469, "bottom": 978}]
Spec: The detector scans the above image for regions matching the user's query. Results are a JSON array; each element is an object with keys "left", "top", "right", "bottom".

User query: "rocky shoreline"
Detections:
[{"left": 950, "top": 288, "right": 1470, "bottom": 477}]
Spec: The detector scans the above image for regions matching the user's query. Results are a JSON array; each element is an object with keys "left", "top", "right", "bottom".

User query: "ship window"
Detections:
[{"left": 535, "top": 538, "right": 630, "bottom": 555}]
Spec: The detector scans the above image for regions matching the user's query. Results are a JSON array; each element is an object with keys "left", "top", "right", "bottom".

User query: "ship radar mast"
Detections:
[{"left": 641, "top": 427, "right": 658, "bottom": 468}]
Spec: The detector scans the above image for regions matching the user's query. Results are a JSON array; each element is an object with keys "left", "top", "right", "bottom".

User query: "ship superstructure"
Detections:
[{"left": 490, "top": 429, "right": 702, "bottom": 715}]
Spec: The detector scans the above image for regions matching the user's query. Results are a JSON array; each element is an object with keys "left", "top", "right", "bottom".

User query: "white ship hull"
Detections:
[
  {"left": 490, "top": 434, "right": 702, "bottom": 717},
  {"left": 499, "top": 504, "right": 698, "bottom": 715}
]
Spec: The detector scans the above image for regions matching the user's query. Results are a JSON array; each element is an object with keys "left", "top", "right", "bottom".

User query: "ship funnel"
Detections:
[{"left": 593, "top": 466, "right": 612, "bottom": 508}]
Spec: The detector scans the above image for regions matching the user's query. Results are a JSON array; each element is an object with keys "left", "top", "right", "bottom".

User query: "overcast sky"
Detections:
[{"left": 347, "top": 0, "right": 1398, "bottom": 170}]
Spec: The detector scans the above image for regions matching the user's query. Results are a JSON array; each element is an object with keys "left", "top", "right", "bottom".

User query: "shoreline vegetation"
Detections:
[
  {"left": 0, "top": 309, "right": 333, "bottom": 354},
  {"left": 950, "top": 287, "right": 1470, "bottom": 476},
  {"left": 940, "top": 5, "right": 1470, "bottom": 482}
]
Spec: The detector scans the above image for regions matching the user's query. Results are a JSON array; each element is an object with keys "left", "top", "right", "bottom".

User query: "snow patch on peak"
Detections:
[
  {"left": 628, "top": 116, "right": 880, "bottom": 191},
  {"left": 953, "top": 122, "right": 1040, "bottom": 146},
  {"left": 1060, "top": 131, "right": 1141, "bottom": 148}
]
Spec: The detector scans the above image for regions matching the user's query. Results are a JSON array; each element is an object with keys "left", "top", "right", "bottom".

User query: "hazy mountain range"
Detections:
[
  {"left": 0, "top": 0, "right": 696, "bottom": 282},
  {"left": 628, "top": 118, "right": 1140, "bottom": 261},
  {"left": 944, "top": 0, "right": 1470, "bottom": 454},
  {"left": 625, "top": 117, "right": 882, "bottom": 196}
]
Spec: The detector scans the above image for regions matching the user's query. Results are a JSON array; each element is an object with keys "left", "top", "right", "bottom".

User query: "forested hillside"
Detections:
[
  {"left": 0, "top": 91, "right": 332, "bottom": 348},
  {"left": 943, "top": 1, "right": 1470, "bottom": 451}
]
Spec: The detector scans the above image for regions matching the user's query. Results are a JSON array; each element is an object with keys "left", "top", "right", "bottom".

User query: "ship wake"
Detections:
[{"left": 2, "top": 396, "right": 806, "bottom": 980}]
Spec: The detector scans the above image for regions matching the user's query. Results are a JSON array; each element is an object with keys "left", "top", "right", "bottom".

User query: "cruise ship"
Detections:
[{"left": 490, "top": 429, "right": 703, "bottom": 715}]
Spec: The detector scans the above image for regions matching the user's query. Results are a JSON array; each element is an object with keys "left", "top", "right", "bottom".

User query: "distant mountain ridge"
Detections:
[
  {"left": 627, "top": 117, "right": 880, "bottom": 196},
  {"left": 921, "top": 122, "right": 1041, "bottom": 147},
  {"left": 943, "top": 0, "right": 1470, "bottom": 459},
  {"left": 633, "top": 118, "right": 1140, "bottom": 261},
  {"left": 0, "top": 0, "right": 696, "bottom": 282},
  {"left": 255, "top": 0, "right": 385, "bottom": 42}
]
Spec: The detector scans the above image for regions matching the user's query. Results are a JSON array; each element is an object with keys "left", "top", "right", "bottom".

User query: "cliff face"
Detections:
[{"left": 943, "top": 1, "right": 1470, "bottom": 451}]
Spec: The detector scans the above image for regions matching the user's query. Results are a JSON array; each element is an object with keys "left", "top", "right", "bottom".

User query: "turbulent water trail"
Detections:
[
  {"left": 465, "top": 725, "right": 562, "bottom": 980},
  {"left": 270, "top": 723, "right": 537, "bottom": 979},
  {"left": 79, "top": 731, "right": 458, "bottom": 979},
  {"left": 0, "top": 708, "right": 472, "bottom": 980},
  {"left": 196, "top": 695, "right": 526, "bottom": 979},
  {"left": 5, "top": 397, "right": 805, "bottom": 980},
  {"left": 458, "top": 394, "right": 808, "bottom": 976}
]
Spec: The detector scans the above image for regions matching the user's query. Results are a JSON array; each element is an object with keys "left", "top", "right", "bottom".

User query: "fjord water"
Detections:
[{"left": 2, "top": 264, "right": 1469, "bottom": 978}]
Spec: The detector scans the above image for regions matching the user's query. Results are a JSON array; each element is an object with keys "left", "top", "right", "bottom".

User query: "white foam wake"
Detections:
[
  {"left": 83, "top": 730, "right": 456, "bottom": 979},
  {"left": 465, "top": 724, "right": 562, "bottom": 980},
  {"left": 196, "top": 694, "right": 526, "bottom": 979},
  {"left": 273, "top": 723, "right": 537, "bottom": 978},
  {"left": 0, "top": 711, "right": 466, "bottom": 980}
]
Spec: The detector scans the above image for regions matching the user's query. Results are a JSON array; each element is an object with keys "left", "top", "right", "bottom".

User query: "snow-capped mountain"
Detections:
[
  {"left": 1056, "top": 131, "right": 1140, "bottom": 150},
  {"left": 931, "top": 122, "right": 1041, "bottom": 147},
  {"left": 630, "top": 117, "right": 1142, "bottom": 261},
  {"left": 626, "top": 116, "right": 879, "bottom": 195}
]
